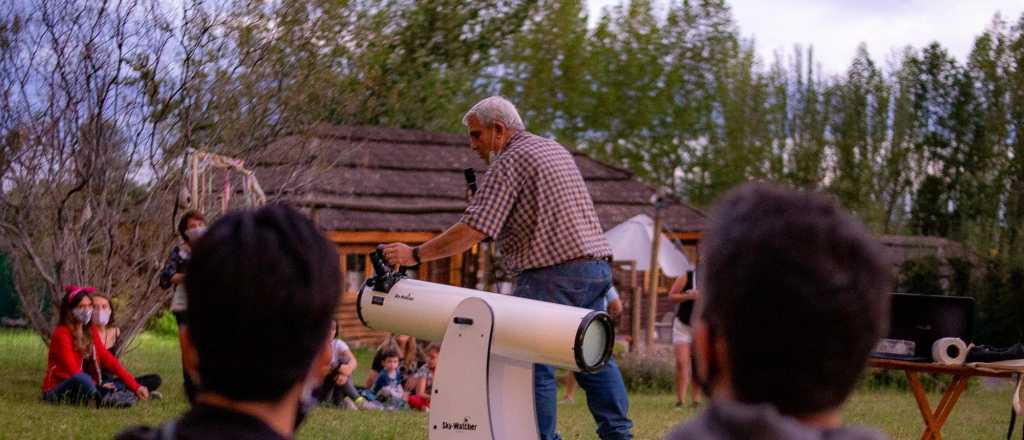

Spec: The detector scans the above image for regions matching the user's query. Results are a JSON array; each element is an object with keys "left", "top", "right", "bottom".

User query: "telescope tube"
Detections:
[{"left": 358, "top": 278, "right": 614, "bottom": 372}]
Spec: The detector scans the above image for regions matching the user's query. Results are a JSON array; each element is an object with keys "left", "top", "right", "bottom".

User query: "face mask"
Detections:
[
  {"left": 72, "top": 308, "right": 92, "bottom": 325},
  {"left": 186, "top": 226, "right": 207, "bottom": 243},
  {"left": 96, "top": 310, "right": 111, "bottom": 326}
]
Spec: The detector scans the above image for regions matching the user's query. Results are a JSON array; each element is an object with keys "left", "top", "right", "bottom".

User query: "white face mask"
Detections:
[
  {"left": 72, "top": 308, "right": 92, "bottom": 325},
  {"left": 186, "top": 226, "right": 207, "bottom": 243},
  {"left": 96, "top": 309, "right": 111, "bottom": 326}
]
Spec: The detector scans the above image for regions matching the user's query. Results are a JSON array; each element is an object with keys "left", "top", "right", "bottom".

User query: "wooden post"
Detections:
[
  {"left": 645, "top": 199, "right": 665, "bottom": 351},
  {"left": 628, "top": 262, "right": 641, "bottom": 353}
]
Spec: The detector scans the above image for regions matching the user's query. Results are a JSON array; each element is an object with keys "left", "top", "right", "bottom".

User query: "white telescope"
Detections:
[{"left": 357, "top": 248, "right": 615, "bottom": 439}]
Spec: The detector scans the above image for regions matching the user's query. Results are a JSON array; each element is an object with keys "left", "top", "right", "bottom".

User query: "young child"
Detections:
[
  {"left": 408, "top": 344, "right": 440, "bottom": 411},
  {"left": 371, "top": 349, "right": 406, "bottom": 409}
]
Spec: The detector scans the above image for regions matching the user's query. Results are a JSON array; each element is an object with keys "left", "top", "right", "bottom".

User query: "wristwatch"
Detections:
[{"left": 412, "top": 246, "right": 422, "bottom": 265}]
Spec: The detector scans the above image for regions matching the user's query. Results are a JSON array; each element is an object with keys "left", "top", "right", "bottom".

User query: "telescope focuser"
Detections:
[{"left": 368, "top": 245, "right": 407, "bottom": 293}]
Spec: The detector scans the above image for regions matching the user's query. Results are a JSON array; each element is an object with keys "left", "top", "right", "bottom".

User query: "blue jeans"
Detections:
[
  {"left": 42, "top": 372, "right": 98, "bottom": 405},
  {"left": 514, "top": 260, "right": 633, "bottom": 440}
]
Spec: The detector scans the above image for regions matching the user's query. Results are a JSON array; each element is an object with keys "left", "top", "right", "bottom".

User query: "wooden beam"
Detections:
[
  {"left": 450, "top": 252, "right": 464, "bottom": 286},
  {"left": 325, "top": 230, "right": 436, "bottom": 244},
  {"left": 671, "top": 231, "right": 702, "bottom": 241}
]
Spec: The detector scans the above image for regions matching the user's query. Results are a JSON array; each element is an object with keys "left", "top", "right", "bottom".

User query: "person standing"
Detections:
[
  {"left": 158, "top": 210, "right": 206, "bottom": 404},
  {"left": 383, "top": 96, "right": 632, "bottom": 440},
  {"left": 667, "top": 274, "right": 701, "bottom": 409}
]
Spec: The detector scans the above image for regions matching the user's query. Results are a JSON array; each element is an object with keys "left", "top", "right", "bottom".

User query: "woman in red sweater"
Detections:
[{"left": 41, "top": 285, "right": 149, "bottom": 405}]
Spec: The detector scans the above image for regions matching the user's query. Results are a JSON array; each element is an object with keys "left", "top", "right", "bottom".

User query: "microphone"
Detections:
[{"left": 464, "top": 168, "right": 478, "bottom": 195}]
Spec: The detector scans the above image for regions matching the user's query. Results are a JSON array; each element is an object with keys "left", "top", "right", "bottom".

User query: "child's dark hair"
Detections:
[
  {"left": 381, "top": 349, "right": 401, "bottom": 361},
  {"left": 177, "top": 210, "right": 205, "bottom": 243}
]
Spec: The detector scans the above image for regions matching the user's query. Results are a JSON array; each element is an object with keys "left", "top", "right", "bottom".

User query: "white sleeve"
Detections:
[
  {"left": 335, "top": 339, "right": 350, "bottom": 353},
  {"left": 606, "top": 286, "right": 620, "bottom": 301}
]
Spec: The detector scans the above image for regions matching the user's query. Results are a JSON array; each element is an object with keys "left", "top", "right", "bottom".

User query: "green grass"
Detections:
[{"left": 0, "top": 328, "right": 1012, "bottom": 439}]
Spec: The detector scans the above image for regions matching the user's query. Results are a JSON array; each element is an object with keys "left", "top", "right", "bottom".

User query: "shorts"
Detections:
[{"left": 672, "top": 318, "right": 692, "bottom": 345}]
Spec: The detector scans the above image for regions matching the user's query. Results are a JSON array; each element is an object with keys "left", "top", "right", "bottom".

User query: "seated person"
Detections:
[
  {"left": 88, "top": 293, "right": 162, "bottom": 396},
  {"left": 365, "top": 335, "right": 398, "bottom": 389},
  {"left": 116, "top": 204, "right": 342, "bottom": 439},
  {"left": 408, "top": 343, "right": 440, "bottom": 411},
  {"left": 371, "top": 349, "right": 407, "bottom": 409},
  {"left": 315, "top": 321, "right": 362, "bottom": 408},
  {"left": 42, "top": 286, "right": 149, "bottom": 406},
  {"left": 365, "top": 334, "right": 421, "bottom": 389},
  {"left": 664, "top": 183, "right": 892, "bottom": 440}
]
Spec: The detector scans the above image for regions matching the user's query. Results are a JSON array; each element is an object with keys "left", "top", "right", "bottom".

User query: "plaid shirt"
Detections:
[{"left": 460, "top": 131, "right": 612, "bottom": 273}]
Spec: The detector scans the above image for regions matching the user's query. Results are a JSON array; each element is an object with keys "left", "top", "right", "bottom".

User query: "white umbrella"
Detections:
[{"left": 604, "top": 214, "right": 693, "bottom": 277}]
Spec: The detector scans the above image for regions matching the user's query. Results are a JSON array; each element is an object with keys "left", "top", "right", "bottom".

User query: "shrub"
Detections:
[
  {"left": 617, "top": 352, "right": 675, "bottom": 393},
  {"left": 146, "top": 309, "right": 178, "bottom": 338}
]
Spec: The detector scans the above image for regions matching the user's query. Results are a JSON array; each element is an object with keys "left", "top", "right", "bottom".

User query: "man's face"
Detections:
[{"left": 466, "top": 115, "right": 505, "bottom": 163}]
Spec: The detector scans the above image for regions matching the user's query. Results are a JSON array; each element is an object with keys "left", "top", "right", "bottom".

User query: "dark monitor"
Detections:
[{"left": 878, "top": 293, "right": 974, "bottom": 361}]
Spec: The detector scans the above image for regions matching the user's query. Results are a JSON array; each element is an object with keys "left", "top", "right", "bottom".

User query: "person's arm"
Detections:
[
  {"left": 92, "top": 327, "right": 144, "bottom": 397},
  {"left": 371, "top": 372, "right": 387, "bottom": 393},
  {"left": 383, "top": 223, "right": 484, "bottom": 266},
  {"left": 48, "top": 327, "right": 82, "bottom": 379},
  {"left": 384, "top": 154, "right": 520, "bottom": 266},
  {"left": 608, "top": 298, "right": 623, "bottom": 320},
  {"left": 158, "top": 248, "right": 180, "bottom": 289},
  {"left": 668, "top": 275, "right": 697, "bottom": 303},
  {"left": 338, "top": 350, "right": 357, "bottom": 376},
  {"left": 415, "top": 376, "right": 427, "bottom": 397}
]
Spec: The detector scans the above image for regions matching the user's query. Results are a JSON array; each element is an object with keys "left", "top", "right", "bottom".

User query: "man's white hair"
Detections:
[{"left": 462, "top": 96, "right": 526, "bottom": 130}]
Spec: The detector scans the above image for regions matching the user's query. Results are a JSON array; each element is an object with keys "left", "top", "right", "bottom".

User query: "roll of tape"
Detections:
[{"left": 931, "top": 337, "right": 968, "bottom": 365}]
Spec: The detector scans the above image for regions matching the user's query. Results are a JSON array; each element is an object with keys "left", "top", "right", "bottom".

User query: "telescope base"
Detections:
[{"left": 429, "top": 297, "right": 540, "bottom": 440}]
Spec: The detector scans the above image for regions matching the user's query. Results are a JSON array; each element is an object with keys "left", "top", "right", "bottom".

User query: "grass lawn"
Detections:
[{"left": 0, "top": 328, "right": 1013, "bottom": 439}]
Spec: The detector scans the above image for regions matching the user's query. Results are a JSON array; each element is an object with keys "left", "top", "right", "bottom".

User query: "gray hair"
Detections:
[{"left": 462, "top": 96, "right": 526, "bottom": 130}]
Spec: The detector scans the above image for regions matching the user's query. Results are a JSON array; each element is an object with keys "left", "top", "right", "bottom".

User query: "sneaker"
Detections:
[
  {"left": 150, "top": 391, "right": 164, "bottom": 400},
  {"left": 99, "top": 390, "right": 137, "bottom": 408},
  {"left": 343, "top": 398, "right": 358, "bottom": 410},
  {"left": 358, "top": 399, "right": 384, "bottom": 410},
  {"left": 558, "top": 397, "right": 574, "bottom": 405},
  {"left": 674, "top": 401, "right": 685, "bottom": 411}
]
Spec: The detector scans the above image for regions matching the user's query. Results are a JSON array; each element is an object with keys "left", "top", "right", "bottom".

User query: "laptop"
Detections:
[{"left": 872, "top": 293, "right": 975, "bottom": 362}]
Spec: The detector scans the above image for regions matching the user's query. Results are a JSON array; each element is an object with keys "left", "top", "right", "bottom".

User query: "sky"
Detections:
[{"left": 587, "top": 0, "right": 1024, "bottom": 75}]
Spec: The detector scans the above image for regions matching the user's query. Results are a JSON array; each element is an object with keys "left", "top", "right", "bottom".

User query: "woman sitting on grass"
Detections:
[
  {"left": 315, "top": 321, "right": 363, "bottom": 408},
  {"left": 41, "top": 286, "right": 149, "bottom": 406},
  {"left": 87, "top": 293, "right": 162, "bottom": 397}
]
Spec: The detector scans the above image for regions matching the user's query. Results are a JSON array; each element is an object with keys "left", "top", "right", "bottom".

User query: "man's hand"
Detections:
[
  {"left": 135, "top": 386, "right": 150, "bottom": 400},
  {"left": 382, "top": 243, "right": 416, "bottom": 266}
]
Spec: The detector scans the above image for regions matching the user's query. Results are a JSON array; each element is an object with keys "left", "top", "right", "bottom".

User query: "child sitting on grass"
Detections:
[
  {"left": 408, "top": 343, "right": 439, "bottom": 411},
  {"left": 371, "top": 349, "right": 406, "bottom": 409}
]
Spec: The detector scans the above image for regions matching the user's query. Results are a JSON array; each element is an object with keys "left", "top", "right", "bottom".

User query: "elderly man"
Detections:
[{"left": 383, "top": 96, "right": 633, "bottom": 440}]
